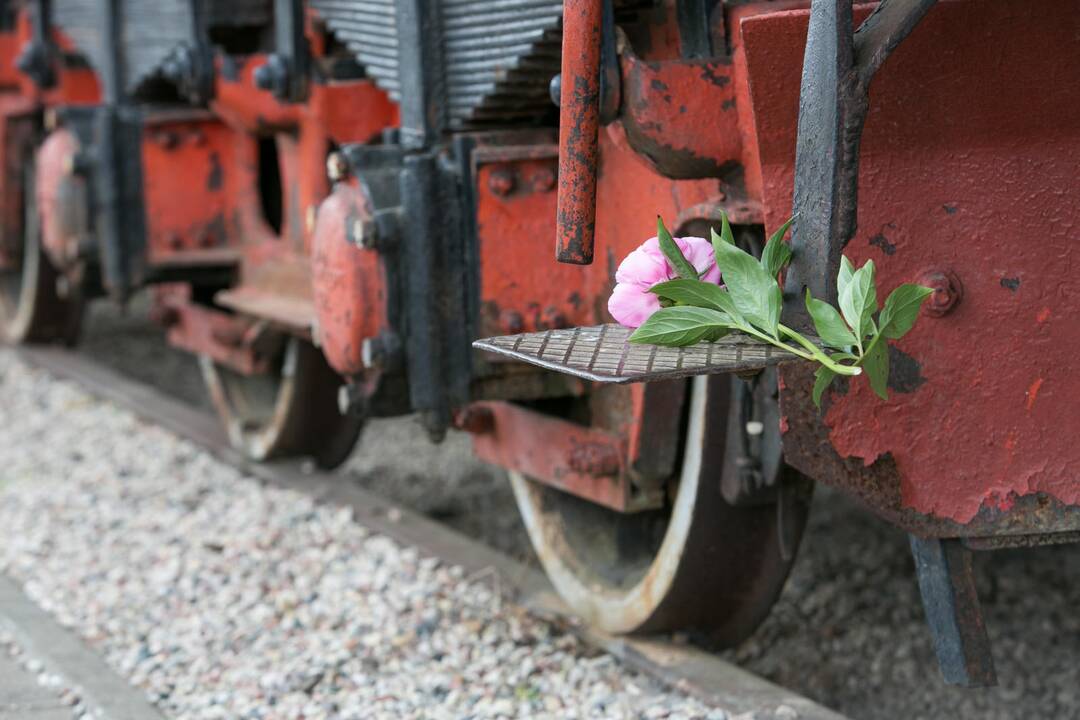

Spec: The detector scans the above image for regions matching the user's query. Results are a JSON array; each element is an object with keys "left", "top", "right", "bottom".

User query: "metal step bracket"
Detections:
[{"left": 473, "top": 324, "right": 808, "bottom": 384}]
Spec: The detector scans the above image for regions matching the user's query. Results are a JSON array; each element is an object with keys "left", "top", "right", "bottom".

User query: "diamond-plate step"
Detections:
[{"left": 473, "top": 324, "right": 808, "bottom": 384}]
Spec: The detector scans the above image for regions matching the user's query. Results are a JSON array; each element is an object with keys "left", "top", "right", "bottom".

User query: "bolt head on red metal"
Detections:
[
  {"left": 326, "top": 152, "right": 349, "bottom": 182},
  {"left": 919, "top": 269, "right": 963, "bottom": 317},
  {"left": 488, "top": 167, "right": 516, "bottom": 196}
]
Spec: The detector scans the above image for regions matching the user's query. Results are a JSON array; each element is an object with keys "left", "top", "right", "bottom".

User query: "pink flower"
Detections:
[{"left": 607, "top": 236, "right": 720, "bottom": 327}]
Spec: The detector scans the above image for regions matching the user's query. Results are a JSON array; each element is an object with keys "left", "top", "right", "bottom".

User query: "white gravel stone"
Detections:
[{"left": 0, "top": 349, "right": 719, "bottom": 719}]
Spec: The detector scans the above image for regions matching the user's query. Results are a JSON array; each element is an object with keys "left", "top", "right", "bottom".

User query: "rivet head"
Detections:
[
  {"left": 488, "top": 167, "right": 516, "bottom": 197},
  {"left": 326, "top": 152, "right": 349, "bottom": 182},
  {"left": 919, "top": 270, "right": 963, "bottom": 317},
  {"left": 350, "top": 218, "right": 376, "bottom": 249}
]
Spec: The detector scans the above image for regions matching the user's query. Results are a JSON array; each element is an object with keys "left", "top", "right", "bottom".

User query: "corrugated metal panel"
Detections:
[
  {"left": 52, "top": 0, "right": 195, "bottom": 96},
  {"left": 312, "top": 0, "right": 563, "bottom": 128},
  {"left": 121, "top": 0, "right": 194, "bottom": 93},
  {"left": 51, "top": 0, "right": 103, "bottom": 71}
]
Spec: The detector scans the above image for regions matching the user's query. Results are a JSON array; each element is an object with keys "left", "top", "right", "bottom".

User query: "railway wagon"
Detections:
[{"left": 0, "top": 0, "right": 1074, "bottom": 688}]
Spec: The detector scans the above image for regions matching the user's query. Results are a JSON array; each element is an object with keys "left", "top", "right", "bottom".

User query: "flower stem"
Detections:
[{"left": 778, "top": 324, "right": 861, "bottom": 376}]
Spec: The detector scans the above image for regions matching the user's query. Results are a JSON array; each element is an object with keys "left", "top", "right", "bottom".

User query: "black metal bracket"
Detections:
[
  {"left": 784, "top": 0, "right": 938, "bottom": 330},
  {"left": 598, "top": 0, "right": 620, "bottom": 124},
  {"left": 254, "top": 0, "right": 309, "bottom": 103},
  {"left": 394, "top": 0, "right": 447, "bottom": 149},
  {"left": 15, "top": 0, "right": 55, "bottom": 88},
  {"left": 909, "top": 535, "right": 997, "bottom": 687},
  {"left": 160, "top": 0, "right": 215, "bottom": 105},
  {"left": 675, "top": 0, "right": 714, "bottom": 59}
]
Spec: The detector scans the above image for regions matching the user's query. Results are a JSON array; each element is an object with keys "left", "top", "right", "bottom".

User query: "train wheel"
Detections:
[
  {"left": 0, "top": 164, "right": 83, "bottom": 345},
  {"left": 510, "top": 374, "right": 810, "bottom": 646},
  {"left": 200, "top": 337, "right": 364, "bottom": 469}
]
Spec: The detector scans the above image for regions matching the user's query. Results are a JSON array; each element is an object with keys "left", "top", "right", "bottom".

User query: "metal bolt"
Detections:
[
  {"left": 488, "top": 168, "right": 516, "bottom": 197},
  {"left": 254, "top": 54, "right": 288, "bottom": 97},
  {"left": 148, "top": 304, "right": 180, "bottom": 328},
  {"left": 542, "top": 307, "right": 568, "bottom": 329},
  {"left": 326, "top": 152, "right": 349, "bottom": 182},
  {"left": 745, "top": 421, "right": 765, "bottom": 436},
  {"left": 350, "top": 217, "right": 377, "bottom": 249},
  {"left": 361, "top": 337, "right": 381, "bottom": 370},
  {"left": 452, "top": 406, "right": 495, "bottom": 435},
  {"left": 499, "top": 310, "right": 525, "bottom": 335},
  {"left": 567, "top": 442, "right": 621, "bottom": 477},
  {"left": 549, "top": 74, "right": 562, "bottom": 107},
  {"left": 920, "top": 269, "right": 963, "bottom": 317},
  {"left": 531, "top": 167, "right": 556, "bottom": 193},
  {"left": 153, "top": 131, "right": 179, "bottom": 149}
]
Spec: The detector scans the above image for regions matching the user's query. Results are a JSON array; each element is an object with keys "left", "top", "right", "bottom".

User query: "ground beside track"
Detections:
[
  {"left": 0, "top": 349, "right": 733, "bottom": 719},
  {"left": 79, "top": 297, "right": 1080, "bottom": 720}
]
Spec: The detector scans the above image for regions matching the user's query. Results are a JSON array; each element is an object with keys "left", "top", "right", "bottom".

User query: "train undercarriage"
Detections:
[{"left": 0, "top": 0, "right": 1076, "bottom": 688}]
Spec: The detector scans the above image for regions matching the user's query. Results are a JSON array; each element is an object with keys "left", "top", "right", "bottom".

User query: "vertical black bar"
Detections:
[
  {"left": 784, "top": 0, "right": 856, "bottom": 330},
  {"left": 784, "top": 0, "right": 938, "bottom": 328},
  {"left": 909, "top": 535, "right": 997, "bottom": 687},
  {"left": 675, "top": 0, "right": 713, "bottom": 59},
  {"left": 394, "top": 0, "right": 445, "bottom": 149},
  {"left": 92, "top": 0, "right": 145, "bottom": 300},
  {"left": 400, "top": 154, "right": 447, "bottom": 435},
  {"left": 274, "top": 0, "right": 308, "bottom": 102},
  {"left": 14, "top": 0, "right": 55, "bottom": 87}
]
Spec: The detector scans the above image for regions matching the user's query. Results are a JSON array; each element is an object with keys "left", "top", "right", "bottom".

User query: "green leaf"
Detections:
[
  {"left": 861, "top": 338, "right": 889, "bottom": 401},
  {"left": 718, "top": 211, "right": 735, "bottom": 246},
  {"left": 629, "top": 306, "right": 734, "bottom": 347},
  {"left": 710, "top": 232, "right": 782, "bottom": 337},
  {"left": 812, "top": 366, "right": 837, "bottom": 408},
  {"left": 838, "top": 256, "right": 855, "bottom": 299},
  {"left": 649, "top": 279, "right": 745, "bottom": 325},
  {"left": 760, "top": 216, "right": 794, "bottom": 279},
  {"left": 804, "top": 289, "right": 857, "bottom": 350},
  {"left": 879, "top": 284, "right": 934, "bottom": 340},
  {"left": 838, "top": 259, "right": 878, "bottom": 341},
  {"left": 657, "top": 216, "right": 698, "bottom": 281}
]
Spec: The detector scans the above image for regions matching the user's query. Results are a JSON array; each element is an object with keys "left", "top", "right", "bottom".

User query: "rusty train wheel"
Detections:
[
  {"left": 200, "top": 337, "right": 364, "bottom": 469},
  {"left": 510, "top": 375, "right": 811, "bottom": 646},
  {"left": 0, "top": 163, "right": 83, "bottom": 346}
]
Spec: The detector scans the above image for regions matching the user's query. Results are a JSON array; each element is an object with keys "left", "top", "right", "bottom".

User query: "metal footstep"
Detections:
[{"left": 473, "top": 324, "right": 806, "bottom": 384}]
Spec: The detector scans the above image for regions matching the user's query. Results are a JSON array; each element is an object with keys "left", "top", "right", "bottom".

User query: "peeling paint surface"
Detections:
[{"left": 743, "top": 0, "right": 1080, "bottom": 523}]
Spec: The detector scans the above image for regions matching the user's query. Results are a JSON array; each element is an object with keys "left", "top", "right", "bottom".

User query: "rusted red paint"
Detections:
[
  {"left": 137, "top": 51, "right": 398, "bottom": 355},
  {"left": 475, "top": 134, "right": 728, "bottom": 338},
  {"left": 153, "top": 285, "right": 270, "bottom": 375},
  {"left": 310, "top": 182, "right": 388, "bottom": 377},
  {"left": 617, "top": 48, "right": 743, "bottom": 182},
  {"left": 0, "top": 98, "right": 36, "bottom": 271},
  {"left": 141, "top": 116, "right": 239, "bottom": 265},
  {"left": 742, "top": 0, "right": 1080, "bottom": 524},
  {"left": 34, "top": 128, "right": 83, "bottom": 270},
  {"left": 468, "top": 400, "right": 667, "bottom": 513},
  {"left": 555, "top": 0, "right": 603, "bottom": 265}
]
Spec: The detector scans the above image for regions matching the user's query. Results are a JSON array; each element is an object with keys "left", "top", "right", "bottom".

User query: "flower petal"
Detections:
[
  {"left": 614, "top": 238, "right": 671, "bottom": 288},
  {"left": 607, "top": 282, "right": 661, "bottom": 328}
]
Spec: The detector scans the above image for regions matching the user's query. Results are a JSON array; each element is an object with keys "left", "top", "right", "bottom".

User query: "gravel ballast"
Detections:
[
  {"left": 0, "top": 350, "right": 731, "bottom": 720},
  {"left": 54, "top": 301, "right": 1080, "bottom": 719}
]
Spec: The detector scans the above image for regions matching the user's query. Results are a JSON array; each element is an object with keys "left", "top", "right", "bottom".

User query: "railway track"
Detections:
[{"left": 15, "top": 343, "right": 846, "bottom": 720}]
